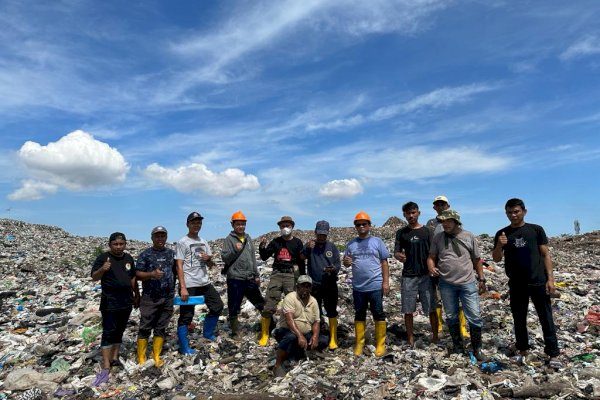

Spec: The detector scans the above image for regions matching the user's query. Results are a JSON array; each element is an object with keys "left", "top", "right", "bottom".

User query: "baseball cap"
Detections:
[
  {"left": 186, "top": 212, "right": 204, "bottom": 223},
  {"left": 315, "top": 220, "right": 330, "bottom": 235},
  {"left": 433, "top": 195, "right": 449, "bottom": 204},
  {"left": 151, "top": 226, "right": 168, "bottom": 235},
  {"left": 297, "top": 275, "right": 313, "bottom": 285},
  {"left": 109, "top": 232, "right": 126, "bottom": 242}
]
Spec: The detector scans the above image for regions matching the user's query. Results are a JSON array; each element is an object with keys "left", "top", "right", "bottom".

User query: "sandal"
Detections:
[{"left": 548, "top": 358, "right": 563, "bottom": 369}]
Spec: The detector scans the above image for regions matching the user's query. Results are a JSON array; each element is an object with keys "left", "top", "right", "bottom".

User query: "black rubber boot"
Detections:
[
  {"left": 470, "top": 325, "right": 487, "bottom": 361},
  {"left": 448, "top": 324, "right": 464, "bottom": 354}
]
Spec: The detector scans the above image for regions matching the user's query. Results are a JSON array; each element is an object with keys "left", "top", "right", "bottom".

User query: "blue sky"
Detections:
[{"left": 1, "top": 0, "right": 599, "bottom": 241}]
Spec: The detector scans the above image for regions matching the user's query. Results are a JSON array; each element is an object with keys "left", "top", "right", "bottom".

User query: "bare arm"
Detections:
[
  {"left": 427, "top": 255, "right": 439, "bottom": 276},
  {"left": 540, "top": 244, "right": 555, "bottom": 295},
  {"left": 473, "top": 257, "right": 486, "bottom": 294},
  {"left": 381, "top": 259, "right": 390, "bottom": 296},
  {"left": 176, "top": 259, "right": 189, "bottom": 301},
  {"left": 284, "top": 311, "right": 308, "bottom": 349}
]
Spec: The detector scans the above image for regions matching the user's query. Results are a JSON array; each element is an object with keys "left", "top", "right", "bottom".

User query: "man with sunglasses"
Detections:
[{"left": 343, "top": 211, "right": 390, "bottom": 357}]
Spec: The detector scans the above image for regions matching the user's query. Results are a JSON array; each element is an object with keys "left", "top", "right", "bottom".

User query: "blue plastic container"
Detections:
[{"left": 174, "top": 296, "right": 205, "bottom": 305}]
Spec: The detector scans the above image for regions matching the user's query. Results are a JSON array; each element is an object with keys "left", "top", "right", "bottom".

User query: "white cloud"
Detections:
[
  {"left": 10, "top": 130, "right": 129, "bottom": 200},
  {"left": 144, "top": 163, "right": 260, "bottom": 197},
  {"left": 319, "top": 178, "right": 363, "bottom": 199},
  {"left": 8, "top": 180, "right": 58, "bottom": 201},
  {"left": 560, "top": 35, "right": 600, "bottom": 61}
]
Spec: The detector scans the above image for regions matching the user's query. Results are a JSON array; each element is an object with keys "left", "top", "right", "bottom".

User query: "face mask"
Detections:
[{"left": 280, "top": 227, "right": 293, "bottom": 236}]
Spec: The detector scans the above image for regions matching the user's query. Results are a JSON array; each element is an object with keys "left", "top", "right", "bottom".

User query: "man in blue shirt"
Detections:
[{"left": 343, "top": 211, "right": 390, "bottom": 357}]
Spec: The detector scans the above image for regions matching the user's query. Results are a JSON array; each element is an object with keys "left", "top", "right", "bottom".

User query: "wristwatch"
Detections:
[{"left": 478, "top": 277, "right": 486, "bottom": 283}]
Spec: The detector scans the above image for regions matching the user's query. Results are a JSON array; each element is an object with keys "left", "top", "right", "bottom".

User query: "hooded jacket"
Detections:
[{"left": 221, "top": 232, "right": 258, "bottom": 280}]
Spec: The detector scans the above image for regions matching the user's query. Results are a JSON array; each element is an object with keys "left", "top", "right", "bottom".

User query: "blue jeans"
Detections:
[
  {"left": 353, "top": 289, "right": 385, "bottom": 321},
  {"left": 439, "top": 280, "right": 482, "bottom": 328}
]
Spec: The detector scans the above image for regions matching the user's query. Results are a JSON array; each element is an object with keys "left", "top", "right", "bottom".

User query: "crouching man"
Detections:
[{"left": 272, "top": 275, "right": 328, "bottom": 377}]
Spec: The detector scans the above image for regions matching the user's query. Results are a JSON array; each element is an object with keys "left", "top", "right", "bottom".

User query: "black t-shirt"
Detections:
[
  {"left": 494, "top": 223, "right": 548, "bottom": 286},
  {"left": 259, "top": 236, "right": 306, "bottom": 275},
  {"left": 394, "top": 225, "right": 432, "bottom": 277},
  {"left": 91, "top": 251, "right": 136, "bottom": 310}
]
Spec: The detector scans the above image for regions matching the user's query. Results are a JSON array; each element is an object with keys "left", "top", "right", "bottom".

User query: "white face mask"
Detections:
[{"left": 280, "top": 227, "right": 293, "bottom": 236}]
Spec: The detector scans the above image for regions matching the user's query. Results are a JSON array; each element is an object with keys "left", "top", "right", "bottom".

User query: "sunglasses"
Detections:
[{"left": 355, "top": 223, "right": 369, "bottom": 227}]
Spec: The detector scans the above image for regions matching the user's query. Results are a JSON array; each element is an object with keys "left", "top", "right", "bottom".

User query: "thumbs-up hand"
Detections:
[
  {"left": 101, "top": 257, "right": 112, "bottom": 272},
  {"left": 498, "top": 231, "right": 508, "bottom": 247},
  {"left": 394, "top": 249, "right": 406, "bottom": 263},
  {"left": 343, "top": 252, "right": 353, "bottom": 267}
]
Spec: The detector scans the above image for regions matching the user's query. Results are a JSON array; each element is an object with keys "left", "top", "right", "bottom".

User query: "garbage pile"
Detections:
[{"left": 1, "top": 218, "right": 599, "bottom": 399}]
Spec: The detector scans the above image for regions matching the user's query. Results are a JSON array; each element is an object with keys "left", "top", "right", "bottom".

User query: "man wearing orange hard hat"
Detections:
[
  {"left": 343, "top": 211, "right": 390, "bottom": 357},
  {"left": 221, "top": 211, "right": 264, "bottom": 339}
]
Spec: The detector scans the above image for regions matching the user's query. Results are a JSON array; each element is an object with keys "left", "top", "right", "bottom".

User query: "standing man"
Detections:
[
  {"left": 343, "top": 211, "right": 390, "bottom": 357},
  {"left": 175, "top": 212, "right": 224, "bottom": 353},
  {"left": 394, "top": 202, "right": 438, "bottom": 346},
  {"left": 427, "top": 210, "right": 487, "bottom": 360},
  {"left": 91, "top": 232, "right": 139, "bottom": 386},
  {"left": 492, "top": 198, "right": 561, "bottom": 368},
  {"left": 221, "top": 211, "right": 264, "bottom": 339},
  {"left": 258, "top": 216, "right": 306, "bottom": 346},
  {"left": 272, "top": 275, "right": 327, "bottom": 377},
  {"left": 426, "top": 195, "right": 469, "bottom": 338},
  {"left": 135, "top": 226, "right": 176, "bottom": 367},
  {"left": 303, "top": 220, "right": 341, "bottom": 350}
]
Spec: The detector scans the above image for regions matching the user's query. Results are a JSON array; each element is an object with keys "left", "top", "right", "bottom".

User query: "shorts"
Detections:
[{"left": 401, "top": 275, "right": 436, "bottom": 314}]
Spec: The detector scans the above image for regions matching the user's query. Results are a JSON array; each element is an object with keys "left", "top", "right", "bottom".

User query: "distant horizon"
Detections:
[{"left": 1, "top": 1, "right": 598, "bottom": 242}]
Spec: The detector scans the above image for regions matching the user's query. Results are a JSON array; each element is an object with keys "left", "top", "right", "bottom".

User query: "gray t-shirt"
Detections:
[
  {"left": 176, "top": 235, "right": 212, "bottom": 287},
  {"left": 430, "top": 229, "right": 480, "bottom": 285}
]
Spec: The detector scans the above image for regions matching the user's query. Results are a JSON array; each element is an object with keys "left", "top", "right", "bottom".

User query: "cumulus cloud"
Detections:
[
  {"left": 319, "top": 178, "right": 363, "bottom": 199},
  {"left": 560, "top": 35, "right": 600, "bottom": 61},
  {"left": 9, "top": 130, "right": 129, "bottom": 200},
  {"left": 144, "top": 163, "right": 260, "bottom": 197},
  {"left": 8, "top": 180, "right": 58, "bottom": 201}
]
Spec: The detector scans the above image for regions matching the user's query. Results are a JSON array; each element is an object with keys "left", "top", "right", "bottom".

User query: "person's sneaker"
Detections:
[
  {"left": 273, "top": 365, "right": 286, "bottom": 378},
  {"left": 548, "top": 357, "right": 563, "bottom": 369},
  {"left": 93, "top": 369, "right": 110, "bottom": 386}
]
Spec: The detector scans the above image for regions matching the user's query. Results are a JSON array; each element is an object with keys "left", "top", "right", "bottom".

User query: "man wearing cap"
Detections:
[
  {"left": 394, "top": 202, "right": 438, "bottom": 346},
  {"left": 221, "top": 211, "right": 264, "bottom": 339},
  {"left": 427, "top": 210, "right": 487, "bottom": 360},
  {"left": 175, "top": 212, "right": 224, "bottom": 353},
  {"left": 343, "top": 211, "right": 390, "bottom": 357},
  {"left": 90, "top": 232, "right": 139, "bottom": 386},
  {"left": 492, "top": 198, "right": 561, "bottom": 368},
  {"left": 272, "top": 275, "right": 327, "bottom": 377},
  {"left": 303, "top": 220, "right": 341, "bottom": 350},
  {"left": 426, "top": 195, "right": 469, "bottom": 339},
  {"left": 258, "top": 216, "right": 306, "bottom": 346},
  {"left": 135, "top": 226, "right": 176, "bottom": 367}
]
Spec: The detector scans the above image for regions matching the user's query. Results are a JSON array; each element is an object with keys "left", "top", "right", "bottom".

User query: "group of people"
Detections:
[{"left": 90, "top": 196, "right": 562, "bottom": 385}]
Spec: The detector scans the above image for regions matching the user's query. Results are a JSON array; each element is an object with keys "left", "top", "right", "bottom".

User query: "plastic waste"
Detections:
[
  {"left": 174, "top": 296, "right": 205, "bottom": 305},
  {"left": 81, "top": 326, "right": 102, "bottom": 345},
  {"left": 480, "top": 360, "right": 503, "bottom": 373}
]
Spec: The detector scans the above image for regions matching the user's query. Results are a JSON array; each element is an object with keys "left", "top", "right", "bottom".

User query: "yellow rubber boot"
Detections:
[
  {"left": 258, "top": 317, "right": 271, "bottom": 347},
  {"left": 152, "top": 336, "right": 164, "bottom": 368},
  {"left": 436, "top": 307, "right": 443, "bottom": 333},
  {"left": 374, "top": 321, "right": 387, "bottom": 357},
  {"left": 328, "top": 317, "right": 338, "bottom": 350},
  {"left": 354, "top": 321, "right": 366, "bottom": 356},
  {"left": 459, "top": 308, "right": 470, "bottom": 338},
  {"left": 136, "top": 338, "right": 148, "bottom": 365}
]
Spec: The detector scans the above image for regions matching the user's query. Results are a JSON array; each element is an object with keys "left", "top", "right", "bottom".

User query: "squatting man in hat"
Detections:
[
  {"left": 427, "top": 210, "right": 487, "bottom": 361},
  {"left": 175, "top": 212, "right": 224, "bottom": 353},
  {"left": 272, "top": 275, "right": 328, "bottom": 377},
  {"left": 135, "top": 226, "right": 176, "bottom": 367},
  {"left": 258, "top": 215, "right": 306, "bottom": 346}
]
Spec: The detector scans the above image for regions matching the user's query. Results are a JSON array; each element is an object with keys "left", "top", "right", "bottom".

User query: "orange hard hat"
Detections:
[
  {"left": 231, "top": 210, "right": 247, "bottom": 222},
  {"left": 354, "top": 211, "right": 371, "bottom": 223}
]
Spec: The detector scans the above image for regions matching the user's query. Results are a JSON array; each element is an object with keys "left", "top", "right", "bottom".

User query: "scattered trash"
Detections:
[{"left": 0, "top": 218, "right": 599, "bottom": 399}]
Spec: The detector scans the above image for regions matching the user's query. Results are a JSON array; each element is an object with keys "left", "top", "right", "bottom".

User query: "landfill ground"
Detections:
[{"left": 1, "top": 218, "right": 599, "bottom": 399}]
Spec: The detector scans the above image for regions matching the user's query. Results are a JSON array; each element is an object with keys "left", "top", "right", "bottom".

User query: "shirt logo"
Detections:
[
  {"left": 278, "top": 248, "right": 292, "bottom": 262},
  {"left": 125, "top": 263, "right": 131, "bottom": 271},
  {"left": 411, "top": 235, "right": 420, "bottom": 242},
  {"left": 325, "top": 251, "right": 333, "bottom": 258},
  {"left": 514, "top": 237, "right": 526, "bottom": 248}
]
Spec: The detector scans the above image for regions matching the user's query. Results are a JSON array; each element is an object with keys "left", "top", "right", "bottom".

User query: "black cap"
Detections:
[
  {"left": 186, "top": 212, "right": 204, "bottom": 223},
  {"left": 109, "top": 232, "right": 126, "bottom": 243}
]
